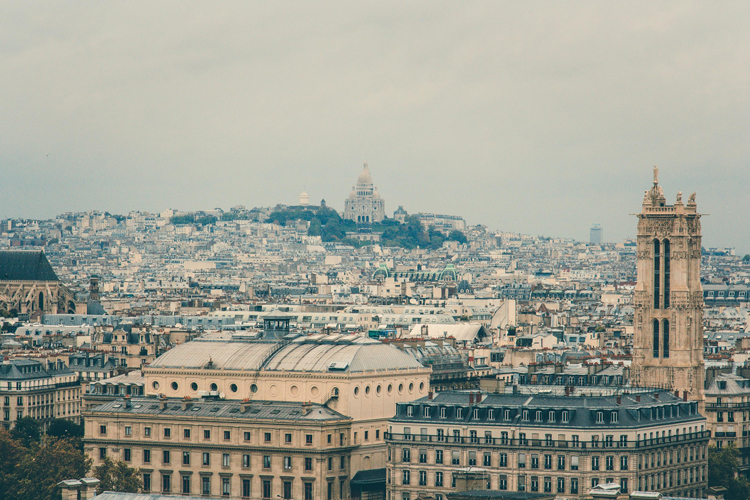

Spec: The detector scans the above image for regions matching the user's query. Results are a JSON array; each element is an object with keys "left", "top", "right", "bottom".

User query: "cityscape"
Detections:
[{"left": 1, "top": 4, "right": 749, "bottom": 500}]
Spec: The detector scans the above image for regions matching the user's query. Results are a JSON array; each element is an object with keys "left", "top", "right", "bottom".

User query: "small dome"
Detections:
[{"left": 357, "top": 162, "right": 373, "bottom": 186}]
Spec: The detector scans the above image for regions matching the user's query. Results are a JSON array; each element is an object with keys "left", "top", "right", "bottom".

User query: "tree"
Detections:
[
  {"left": 448, "top": 229, "right": 468, "bottom": 244},
  {"left": 46, "top": 419, "right": 84, "bottom": 439},
  {"left": 743, "top": 254, "right": 750, "bottom": 262},
  {"left": 7, "top": 437, "right": 91, "bottom": 500},
  {"left": 10, "top": 416, "right": 41, "bottom": 448},
  {"left": 0, "top": 429, "right": 25, "bottom": 500},
  {"left": 708, "top": 444, "right": 750, "bottom": 500},
  {"left": 93, "top": 457, "right": 142, "bottom": 494}
]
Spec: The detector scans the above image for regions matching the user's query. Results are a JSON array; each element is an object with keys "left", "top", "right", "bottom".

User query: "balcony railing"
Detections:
[{"left": 384, "top": 431, "right": 711, "bottom": 450}]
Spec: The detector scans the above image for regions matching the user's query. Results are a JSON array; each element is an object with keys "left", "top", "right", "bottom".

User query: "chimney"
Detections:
[
  {"left": 302, "top": 401, "right": 313, "bottom": 416},
  {"left": 428, "top": 391, "right": 433, "bottom": 400},
  {"left": 636, "top": 395, "right": 641, "bottom": 403},
  {"left": 240, "top": 398, "right": 252, "bottom": 414},
  {"left": 181, "top": 396, "right": 192, "bottom": 411},
  {"left": 159, "top": 394, "right": 168, "bottom": 411},
  {"left": 469, "top": 393, "right": 474, "bottom": 404},
  {"left": 80, "top": 478, "right": 101, "bottom": 500},
  {"left": 124, "top": 395, "right": 131, "bottom": 409},
  {"left": 57, "top": 479, "right": 82, "bottom": 500},
  {"left": 654, "top": 392, "right": 659, "bottom": 400},
  {"left": 476, "top": 393, "right": 482, "bottom": 403},
  {"left": 616, "top": 396, "right": 621, "bottom": 405},
  {"left": 683, "top": 391, "right": 688, "bottom": 401}
]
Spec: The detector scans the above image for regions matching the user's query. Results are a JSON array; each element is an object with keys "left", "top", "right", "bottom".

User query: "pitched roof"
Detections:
[{"left": 0, "top": 251, "right": 59, "bottom": 281}]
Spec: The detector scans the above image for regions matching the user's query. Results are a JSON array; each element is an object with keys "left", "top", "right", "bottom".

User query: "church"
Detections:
[
  {"left": 343, "top": 162, "right": 385, "bottom": 224},
  {"left": 0, "top": 250, "right": 77, "bottom": 315}
]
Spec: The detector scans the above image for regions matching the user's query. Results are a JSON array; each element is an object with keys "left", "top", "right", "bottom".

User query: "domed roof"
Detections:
[{"left": 356, "top": 162, "right": 373, "bottom": 186}]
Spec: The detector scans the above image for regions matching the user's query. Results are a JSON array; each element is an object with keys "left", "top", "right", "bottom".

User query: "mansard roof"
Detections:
[{"left": 0, "top": 250, "right": 59, "bottom": 281}]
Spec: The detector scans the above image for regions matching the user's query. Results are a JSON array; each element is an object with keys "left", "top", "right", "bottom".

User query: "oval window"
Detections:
[
  {"left": 210, "top": 383, "right": 218, "bottom": 391},
  {"left": 365, "top": 386, "right": 370, "bottom": 396},
  {"left": 387, "top": 384, "right": 393, "bottom": 395},
  {"left": 190, "top": 382, "right": 198, "bottom": 391},
  {"left": 376, "top": 385, "right": 382, "bottom": 395},
  {"left": 398, "top": 383, "right": 404, "bottom": 394},
  {"left": 409, "top": 382, "right": 414, "bottom": 393},
  {"left": 354, "top": 387, "right": 360, "bottom": 397},
  {"left": 419, "top": 382, "right": 425, "bottom": 392},
  {"left": 230, "top": 383, "right": 238, "bottom": 393},
  {"left": 250, "top": 384, "right": 259, "bottom": 393},
  {"left": 171, "top": 382, "right": 178, "bottom": 391},
  {"left": 152, "top": 381, "right": 160, "bottom": 390}
]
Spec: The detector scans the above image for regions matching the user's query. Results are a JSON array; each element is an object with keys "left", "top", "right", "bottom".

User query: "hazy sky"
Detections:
[{"left": 1, "top": 2, "right": 749, "bottom": 251}]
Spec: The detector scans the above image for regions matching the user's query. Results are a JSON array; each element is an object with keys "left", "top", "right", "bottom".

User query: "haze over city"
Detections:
[{"left": 1, "top": 2, "right": 748, "bottom": 250}]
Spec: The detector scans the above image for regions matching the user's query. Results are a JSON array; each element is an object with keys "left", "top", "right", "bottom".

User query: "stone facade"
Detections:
[
  {"left": 344, "top": 163, "right": 385, "bottom": 224},
  {"left": 631, "top": 169, "right": 705, "bottom": 411}
]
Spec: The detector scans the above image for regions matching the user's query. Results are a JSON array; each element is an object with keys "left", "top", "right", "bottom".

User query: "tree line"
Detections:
[{"left": 0, "top": 417, "right": 140, "bottom": 500}]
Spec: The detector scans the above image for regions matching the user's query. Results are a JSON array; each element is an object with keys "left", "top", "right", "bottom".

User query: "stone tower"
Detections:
[{"left": 631, "top": 167, "right": 705, "bottom": 410}]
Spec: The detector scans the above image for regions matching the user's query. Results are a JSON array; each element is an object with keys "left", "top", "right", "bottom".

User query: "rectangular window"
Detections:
[
  {"left": 224, "top": 430, "right": 231, "bottom": 440},
  {"left": 557, "top": 477, "right": 565, "bottom": 493},
  {"left": 125, "top": 426, "right": 132, "bottom": 436},
  {"left": 419, "top": 470, "right": 427, "bottom": 486},
  {"left": 163, "top": 450, "right": 170, "bottom": 464},
  {"left": 100, "top": 425, "right": 107, "bottom": 435},
  {"left": 162, "top": 474, "right": 171, "bottom": 493},
  {"left": 485, "top": 453, "right": 492, "bottom": 467},
  {"left": 183, "top": 451, "right": 190, "bottom": 465},
  {"left": 164, "top": 428, "right": 171, "bottom": 438},
  {"left": 403, "top": 470, "right": 411, "bottom": 486},
  {"left": 499, "top": 453, "right": 507, "bottom": 467},
  {"left": 557, "top": 455, "right": 565, "bottom": 470},
  {"left": 452, "top": 450, "right": 460, "bottom": 465},
  {"left": 144, "top": 449, "right": 151, "bottom": 463},
  {"left": 263, "top": 480, "right": 272, "bottom": 499},
  {"left": 284, "top": 481, "right": 292, "bottom": 500},
  {"left": 340, "top": 456, "right": 346, "bottom": 470},
  {"left": 265, "top": 432, "right": 272, "bottom": 442},
  {"left": 544, "top": 454, "right": 552, "bottom": 470},
  {"left": 402, "top": 448, "right": 411, "bottom": 462},
  {"left": 571, "top": 478, "right": 579, "bottom": 494},
  {"left": 419, "top": 449, "right": 427, "bottom": 463},
  {"left": 285, "top": 433, "right": 292, "bottom": 443},
  {"left": 531, "top": 454, "right": 539, "bottom": 469},
  {"left": 306, "top": 434, "right": 313, "bottom": 445},
  {"left": 518, "top": 475, "right": 526, "bottom": 492},
  {"left": 143, "top": 473, "right": 151, "bottom": 492},
  {"left": 144, "top": 427, "right": 151, "bottom": 437},
  {"left": 184, "top": 428, "right": 191, "bottom": 439},
  {"left": 606, "top": 456, "right": 614, "bottom": 471},
  {"left": 621, "top": 455, "right": 629, "bottom": 470},
  {"left": 202, "top": 452, "right": 210, "bottom": 466},
  {"left": 305, "top": 482, "right": 313, "bottom": 500},
  {"left": 243, "top": 454, "right": 250, "bottom": 468},
  {"left": 202, "top": 477, "right": 211, "bottom": 496},
  {"left": 263, "top": 455, "right": 271, "bottom": 469},
  {"left": 571, "top": 455, "right": 579, "bottom": 471},
  {"left": 531, "top": 476, "right": 538, "bottom": 492},
  {"left": 592, "top": 456, "right": 600, "bottom": 471},
  {"left": 223, "top": 454, "right": 230, "bottom": 467},
  {"left": 305, "top": 457, "right": 313, "bottom": 471},
  {"left": 124, "top": 448, "right": 131, "bottom": 462},
  {"left": 436, "top": 450, "right": 443, "bottom": 464},
  {"left": 435, "top": 471, "right": 444, "bottom": 487},
  {"left": 222, "top": 478, "right": 230, "bottom": 496},
  {"left": 182, "top": 475, "right": 191, "bottom": 494},
  {"left": 468, "top": 451, "right": 477, "bottom": 466},
  {"left": 204, "top": 429, "right": 211, "bottom": 439},
  {"left": 498, "top": 475, "right": 507, "bottom": 490},
  {"left": 99, "top": 447, "right": 107, "bottom": 459},
  {"left": 244, "top": 431, "right": 251, "bottom": 441}
]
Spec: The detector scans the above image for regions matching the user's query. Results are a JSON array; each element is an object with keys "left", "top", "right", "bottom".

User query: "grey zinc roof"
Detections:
[
  {"left": 148, "top": 336, "right": 424, "bottom": 373},
  {"left": 90, "top": 397, "right": 349, "bottom": 422},
  {"left": 0, "top": 250, "right": 59, "bottom": 281}
]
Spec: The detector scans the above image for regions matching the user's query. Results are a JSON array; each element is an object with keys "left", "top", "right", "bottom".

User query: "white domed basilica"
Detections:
[{"left": 344, "top": 162, "right": 385, "bottom": 224}]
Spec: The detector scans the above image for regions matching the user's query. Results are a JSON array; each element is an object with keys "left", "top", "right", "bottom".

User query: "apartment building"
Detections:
[
  {"left": 1, "top": 358, "right": 81, "bottom": 429},
  {"left": 84, "top": 397, "right": 352, "bottom": 500},
  {"left": 387, "top": 390, "right": 708, "bottom": 500}
]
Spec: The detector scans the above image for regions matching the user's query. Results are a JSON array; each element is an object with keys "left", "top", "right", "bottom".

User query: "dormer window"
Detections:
[
  {"left": 406, "top": 406, "right": 413, "bottom": 417},
  {"left": 562, "top": 411, "right": 569, "bottom": 423},
  {"left": 504, "top": 409, "right": 510, "bottom": 420},
  {"left": 457, "top": 408, "right": 463, "bottom": 419},
  {"left": 549, "top": 411, "right": 555, "bottom": 422},
  {"left": 535, "top": 410, "right": 542, "bottom": 422},
  {"left": 440, "top": 407, "right": 446, "bottom": 418},
  {"left": 488, "top": 409, "right": 494, "bottom": 420},
  {"left": 596, "top": 411, "right": 604, "bottom": 424},
  {"left": 611, "top": 412, "right": 618, "bottom": 423},
  {"left": 423, "top": 407, "right": 430, "bottom": 418},
  {"left": 473, "top": 409, "right": 479, "bottom": 420},
  {"left": 522, "top": 410, "right": 529, "bottom": 421}
]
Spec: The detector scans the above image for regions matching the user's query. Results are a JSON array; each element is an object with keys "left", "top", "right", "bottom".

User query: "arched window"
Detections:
[
  {"left": 38, "top": 292, "right": 44, "bottom": 311},
  {"left": 663, "top": 239, "right": 671, "bottom": 308},
  {"left": 653, "top": 319, "right": 660, "bottom": 358},
  {"left": 653, "top": 239, "right": 661, "bottom": 309},
  {"left": 663, "top": 319, "right": 670, "bottom": 358}
]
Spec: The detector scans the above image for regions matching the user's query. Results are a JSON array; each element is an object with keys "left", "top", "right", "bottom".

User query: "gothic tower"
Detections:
[{"left": 631, "top": 167, "right": 705, "bottom": 410}]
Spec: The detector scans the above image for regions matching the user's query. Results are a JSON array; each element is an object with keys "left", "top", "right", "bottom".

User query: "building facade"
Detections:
[
  {"left": 84, "top": 397, "right": 352, "bottom": 500},
  {"left": 1, "top": 358, "right": 81, "bottom": 429},
  {"left": 631, "top": 169, "right": 705, "bottom": 409},
  {"left": 344, "top": 163, "right": 386, "bottom": 224},
  {"left": 0, "top": 250, "right": 77, "bottom": 315},
  {"left": 386, "top": 390, "right": 708, "bottom": 500}
]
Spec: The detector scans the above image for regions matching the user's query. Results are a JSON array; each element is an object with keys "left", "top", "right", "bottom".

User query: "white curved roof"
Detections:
[
  {"left": 149, "top": 336, "right": 424, "bottom": 373},
  {"left": 356, "top": 164, "right": 373, "bottom": 186}
]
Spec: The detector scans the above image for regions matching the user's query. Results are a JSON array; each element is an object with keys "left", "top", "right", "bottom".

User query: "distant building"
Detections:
[
  {"left": 590, "top": 224, "right": 602, "bottom": 244},
  {"left": 418, "top": 213, "right": 466, "bottom": 232},
  {"left": 344, "top": 163, "right": 385, "bottom": 224},
  {"left": 394, "top": 206, "right": 408, "bottom": 224},
  {"left": 300, "top": 191, "right": 310, "bottom": 207}
]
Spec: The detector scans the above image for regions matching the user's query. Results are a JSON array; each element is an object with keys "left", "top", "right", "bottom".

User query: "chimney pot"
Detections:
[
  {"left": 469, "top": 393, "right": 474, "bottom": 404},
  {"left": 654, "top": 393, "right": 659, "bottom": 400},
  {"left": 636, "top": 395, "right": 641, "bottom": 402},
  {"left": 428, "top": 391, "right": 433, "bottom": 400},
  {"left": 683, "top": 391, "right": 688, "bottom": 401},
  {"left": 616, "top": 396, "right": 621, "bottom": 405},
  {"left": 476, "top": 393, "right": 482, "bottom": 403}
]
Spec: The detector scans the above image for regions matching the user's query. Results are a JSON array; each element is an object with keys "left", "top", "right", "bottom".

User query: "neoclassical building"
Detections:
[
  {"left": 344, "top": 163, "right": 386, "bottom": 224},
  {"left": 630, "top": 168, "right": 705, "bottom": 410},
  {"left": 115, "top": 334, "right": 431, "bottom": 481}
]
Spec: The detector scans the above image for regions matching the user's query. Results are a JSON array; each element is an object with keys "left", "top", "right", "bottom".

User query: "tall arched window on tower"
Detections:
[
  {"left": 663, "top": 239, "right": 670, "bottom": 308},
  {"left": 653, "top": 239, "right": 661, "bottom": 309},
  {"left": 662, "top": 319, "right": 670, "bottom": 358},
  {"left": 653, "top": 319, "right": 660, "bottom": 358},
  {"left": 38, "top": 292, "right": 44, "bottom": 311}
]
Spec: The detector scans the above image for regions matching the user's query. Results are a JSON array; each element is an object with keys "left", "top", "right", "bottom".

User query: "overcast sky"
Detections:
[{"left": 1, "top": 2, "right": 748, "bottom": 252}]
